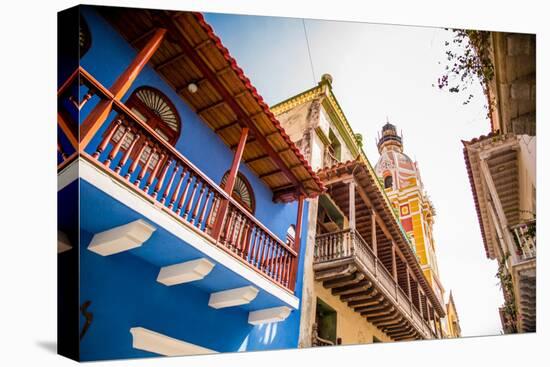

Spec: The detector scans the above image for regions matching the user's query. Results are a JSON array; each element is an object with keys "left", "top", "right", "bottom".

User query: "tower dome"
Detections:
[
  {"left": 377, "top": 121, "right": 403, "bottom": 154},
  {"left": 374, "top": 122, "right": 419, "bottom": 191}
]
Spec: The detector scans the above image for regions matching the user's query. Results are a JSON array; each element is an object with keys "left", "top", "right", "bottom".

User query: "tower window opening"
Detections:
[{"left": 384, "top": 175, "right": 393, "bottom": 189}]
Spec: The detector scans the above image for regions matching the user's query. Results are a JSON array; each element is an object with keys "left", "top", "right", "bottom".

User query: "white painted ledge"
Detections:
[
  {"left": 130, "top": 327, "right": 216, "bottom": 356},
  {"left": 58, "top": 230, "right": 72, "bottom": 253},
  {"left": 88, "top": 219, "right": 156, "bottom": 256},
  {"left": 78, "top": 158, "right": 299, "bottom": 309},
  {"left": 209, "top": 286, "right": 259, "bottom": 309},
  {"left": 157, "top": 258, "right": 215, "bottom": 286},
  {"left": 248, "top": 306, "right": 292, "bottom": 325}
]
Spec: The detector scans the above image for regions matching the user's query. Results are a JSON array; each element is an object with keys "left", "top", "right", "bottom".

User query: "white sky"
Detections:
[{"left": 205, "top": 13, "right": 504, "bottom": 337}]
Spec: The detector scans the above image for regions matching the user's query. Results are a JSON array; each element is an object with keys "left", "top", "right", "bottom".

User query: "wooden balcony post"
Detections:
[
  {"left": 80, "top": 28, "right": 167, "bottom": 149},
  {"left": 348, "top": 179, "right": 356, "bottom": 231},
  {"left": 406, "top": 267, "right": 412, "bottom": 300},
  {"left": 371, "top": 209, "right": 377, "bottom": 256},
  {"left": 418, "top": 289, "right": 424, "bottom": 319},
  {"left": 288, "top": 195, "right": 305, "bottom": 291},
  {"left": 224, "top": 127, "right": 249, "bottom": 195},
  {"left": 391, "top": 241, "right": 397, "bottom": 281},
  {"left": 211, "top": 127, "right": 249, "bottom": 240}
]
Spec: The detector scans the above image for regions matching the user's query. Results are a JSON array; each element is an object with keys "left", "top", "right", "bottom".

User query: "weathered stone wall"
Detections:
[
  {"left": 277, "top": 98, "right": 323, "bottom": 347},
  {"left": 492, "top": 33, "right": 536, "bottom": 135},
  {"left": 314, "top": 283, "right": 394, "bottom": 345},
  {"left": 276, "top": 92, "right": 380, "bottom": 347}
]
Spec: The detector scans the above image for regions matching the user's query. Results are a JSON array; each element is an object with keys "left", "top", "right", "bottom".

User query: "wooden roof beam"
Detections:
[
  {"left": 331, "top": 280, "right": 372, "bottom": 296},
  {"left": 323, "top": 272, "right": 365, "bottom": 288},
  {"left": 196, "top": 100, "right": 226, "bottom": 116},
  {"left": 193, "top": 38, "right": 213, "bottom": 51},
  {"left": 259, "top": 169, "right": 282, "bottom": 179},
  {"left": 390, "top": 330, "right": 417, "bottom": 339},
  {"left": 158, "top": 11, "right": 306, "bottom": 196},
  {"left": 348, "top": 294, "right": 383, "bottom": 308},
  {"left": 382, "top": 318, "right": 409, "bottom": 332},
  {"left": 130, "top": 28, "right": 158, "bottom": 45},
  {"left": 245, "top": 148, "right": 291, "bottom": 165},
  {"left": 361, "top": 307, "right": 395, "bottom": 318},
  {"left": 156, "top": 52, "right": 188, "bottom": 70},
  {"left": 342, "top": 289, "right": 379, "bottom": 303},
  {"left": 367, "top": 310, "right": 399, "bottom": 323},
  {"left": 230, "top": 136, "right": 256, "bottom": 150},
  {"left": 383, "top": 320, "right": 411, "bottom": 332},
  {"left": 386, "top": 323, "right": 415, "bottom": 334},
  {"left": 214, "top": 119, "right": 241, "bottom": 133},
  {"left": 371, "top": 315, "right": 403, "bottom": 327},
  {"left": 356, "top": 302, "right": 391, "bottom": 314}
]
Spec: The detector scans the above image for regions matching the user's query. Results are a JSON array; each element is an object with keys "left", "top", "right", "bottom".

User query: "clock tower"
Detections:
[{"left": 374, "top": 122, "right": 446, "bottom": 312}]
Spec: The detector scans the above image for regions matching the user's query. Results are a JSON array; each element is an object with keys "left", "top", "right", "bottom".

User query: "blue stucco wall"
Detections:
[
  {"left": 62, "top": 5, "right": 311, "bottom": 360},
  {"left": 78, "top": 196, "right": 310, "bottom": 360}
]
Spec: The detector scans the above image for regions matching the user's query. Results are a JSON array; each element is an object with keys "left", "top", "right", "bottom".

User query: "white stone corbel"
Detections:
[
  {"left": 130, "top": 327, "right": 216, "bottom": 356},
  {"left": 208, "top": 286, "right": 259, "bottom": 309},
  {"left": 157, "top": 258, "right": 215, "bottom": 286},
  {"left": 248, "top": 306, "right": 292, "bottom": 325},
  {"left": 88, "top": 219, "right": 156, "bottom": 256}
]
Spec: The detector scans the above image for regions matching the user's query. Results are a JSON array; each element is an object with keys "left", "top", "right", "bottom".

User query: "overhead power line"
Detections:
[{"left": 302, "top": 19, "right": 316, "bottom": 84}]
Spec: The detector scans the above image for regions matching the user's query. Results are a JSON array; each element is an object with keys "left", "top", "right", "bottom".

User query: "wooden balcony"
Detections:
[
  {"left": 511, "top": 220, "right": 536, "bottom": 261},
  {"left": 314, "top": 228, "right": 436, "bottom": 340},
  {"left": 58, "top": 67, "right": 299, "bottom": 293},
  {"left": 509, "top": 219, "right": 536, "bottom": 332}
]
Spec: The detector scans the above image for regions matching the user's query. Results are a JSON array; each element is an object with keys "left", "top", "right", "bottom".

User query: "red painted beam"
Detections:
[
  {"left": 288, "top": 195, "right": 305, "bottom": 290},
  {"left": 211, "top": 127, "right": 249, "bottom": 240},
  {"left": 80, "top": 28, "right": 166, "bottom": 149}
]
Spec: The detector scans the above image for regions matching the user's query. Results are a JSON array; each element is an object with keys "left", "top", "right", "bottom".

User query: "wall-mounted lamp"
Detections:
[{"left": 187, "top": 82, "right": 198, "bottom": 94}]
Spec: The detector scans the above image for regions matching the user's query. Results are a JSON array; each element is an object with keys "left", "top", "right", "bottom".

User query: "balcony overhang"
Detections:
[
  {"left": 462, "top": 133, "right": 522, "bottom": 259},
  {"left": 513, "top": 260, "right": 536, "bottom": 332},
  {"left": 314, "top": 229, "right": 436, "bottom": 340},
  {"left": 72, "top": 157, "right": 300, "bottom": 311},
  {"left": 317, "top": 160, "right": 445, "bottom": 317},
  {"left": 97, "top": 7, "right": 325, "bottom": 202}
]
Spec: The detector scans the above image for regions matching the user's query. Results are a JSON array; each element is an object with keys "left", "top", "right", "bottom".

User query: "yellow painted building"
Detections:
[
  {"left": 374, "top": 122, "right": 451, "bottom": 337},
  {"left": 274, "top": 76, "right": 446, "bottom": 346}
]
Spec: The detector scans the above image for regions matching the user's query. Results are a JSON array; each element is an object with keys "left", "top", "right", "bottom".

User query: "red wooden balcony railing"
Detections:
[
  {"left": 57, "top": 68, "right": 80, "bottom": 171},
  {"left": 58, "top": 67, "right": 299, "bottom": 292}
]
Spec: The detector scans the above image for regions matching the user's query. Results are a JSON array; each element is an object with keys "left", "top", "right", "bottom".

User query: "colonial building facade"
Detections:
[
  {"left": 462, "top": 32, "right": 536, "bottom": 333},
  {"left": 273, "top": 75, "right": 446, "bottom": 347},
  {"left": 58, "top": 5, "right": 325, "bottom": 361}
]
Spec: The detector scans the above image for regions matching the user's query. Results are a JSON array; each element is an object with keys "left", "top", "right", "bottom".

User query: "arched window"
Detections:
[
  {"left": 79, "top": 16, "right": 91, "bottom": 59},
  {"left": 127, "top": 86, "right": 181, "bottom": 144},
  {"left": 220, "top": 171, "right": 255, "bottom": 214},
  {"left": 108, "top": 86, "right": 181, "bottom": 170},
  {"left": 384, "top": 175, "right": 393, "bottom": 189}
]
